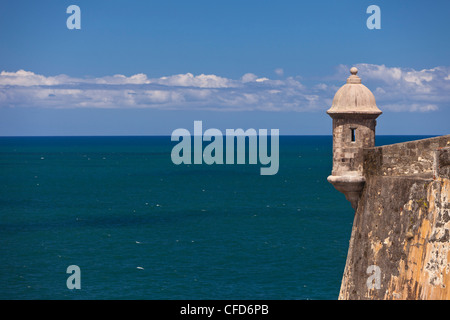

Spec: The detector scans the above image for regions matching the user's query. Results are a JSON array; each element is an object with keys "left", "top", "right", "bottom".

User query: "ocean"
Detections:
[{"left": 0, "top": 135, "right": 432, "bottom": 300}]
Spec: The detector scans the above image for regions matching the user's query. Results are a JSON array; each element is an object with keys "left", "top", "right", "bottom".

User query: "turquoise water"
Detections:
[{"left": 0, "top": 135, "right": 431, "bottom": 299}]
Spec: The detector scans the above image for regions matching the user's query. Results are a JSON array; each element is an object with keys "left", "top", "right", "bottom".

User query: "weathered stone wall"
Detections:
[
  {"left": 339, "top": 135, "right": 450, "bottom": 300},
  {"left": 363, "top": 135, "right": 450, "bottom": 178},
  {"left": 437, "top": 147, "right": 450, "bottom": 179}
]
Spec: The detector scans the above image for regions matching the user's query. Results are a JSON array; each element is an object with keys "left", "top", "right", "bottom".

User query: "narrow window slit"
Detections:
[{"left": 351, "top": 128, "right": 356, "bottom": 142}]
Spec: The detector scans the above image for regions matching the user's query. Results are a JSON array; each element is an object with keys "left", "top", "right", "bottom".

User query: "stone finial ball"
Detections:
[{"left": 350, "top": 67, "right": 358, "bottom": 75}]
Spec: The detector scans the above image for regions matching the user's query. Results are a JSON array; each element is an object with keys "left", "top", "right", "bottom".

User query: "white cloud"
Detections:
[
  {"left": 241, "top": 73, "right": 258, "bottom": 83},
  {"left": 375, "top": 87, "right": 386, "bottom": 94},
  {"left": 274, "top": 68, "right": 284, "bottom": 76},
  {"left": 0, "top": 65, "right": 449, "bottom": 112},
  {"left": 336, "top": 64, "right": 450, "bottom": 112},
  {"left": 403, "top": 70, "right": 433, "bottom": 86},
  {"left": 315, "top": 83, "right": 328, "bottom": 91},
  {"left": 155, "top": 73, "right": 233, "bottom": 88},
  {"left": 383, "top": 103, "right": 439, "bottom": 113},
  {"left": 0, "top": 70, "right": 66, "bottom": 86},
  {"left": 94, "top": 73, "right": 151, "bottom": 85}
]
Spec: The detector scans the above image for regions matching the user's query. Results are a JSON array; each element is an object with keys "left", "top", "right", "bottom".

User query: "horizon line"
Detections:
[{"left": 0, "top": 134, "right": 442, "bottom": 138}]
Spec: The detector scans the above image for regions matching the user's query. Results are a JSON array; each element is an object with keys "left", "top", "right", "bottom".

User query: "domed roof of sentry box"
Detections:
[{"left": 327, "top": 67, "right": 382, "bottom": 116}]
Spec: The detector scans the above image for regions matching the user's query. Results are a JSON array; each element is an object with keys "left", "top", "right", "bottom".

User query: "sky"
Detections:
[{"left": 0, "top": 0, "right": 449, "bottom": 136}]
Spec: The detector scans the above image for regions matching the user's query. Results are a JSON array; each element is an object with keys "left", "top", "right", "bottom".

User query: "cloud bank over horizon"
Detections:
[{"left": 1, "top": 64, "right": 449, "bottom": 113}]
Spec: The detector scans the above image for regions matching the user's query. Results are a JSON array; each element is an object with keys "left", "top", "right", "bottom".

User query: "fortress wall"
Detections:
[
  {"left": 339, "top": 135, "right": 450, "bottom": 300},
  {"left": 363, "top": 135, "right": 450, "bottom": 178}
]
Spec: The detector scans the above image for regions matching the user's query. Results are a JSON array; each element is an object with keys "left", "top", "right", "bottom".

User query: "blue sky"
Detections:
[{"left": 0, "top": 0, "right": 449, "bottom": 135}]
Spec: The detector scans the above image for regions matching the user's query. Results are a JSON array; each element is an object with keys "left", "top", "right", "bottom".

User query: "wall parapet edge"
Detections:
[{"left": 363, "top": 135, "right": 450, "bottom": 178}]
